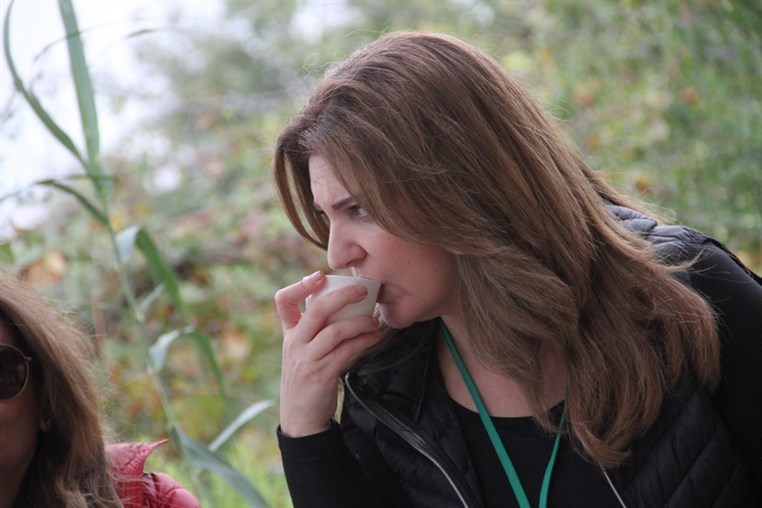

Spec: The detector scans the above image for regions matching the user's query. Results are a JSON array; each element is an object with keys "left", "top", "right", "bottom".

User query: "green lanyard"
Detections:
[{"left": 442, "top": 324, "right": 566, "bottom": 508}]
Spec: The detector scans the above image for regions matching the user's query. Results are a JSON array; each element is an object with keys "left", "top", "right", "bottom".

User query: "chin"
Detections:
[{"left": 378, "top": 305, "right": 417, "bottom": 330}]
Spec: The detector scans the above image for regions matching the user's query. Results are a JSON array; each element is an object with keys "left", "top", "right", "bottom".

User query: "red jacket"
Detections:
[{"left": 107, "top": 440, "right": 201, "bottom": 508}]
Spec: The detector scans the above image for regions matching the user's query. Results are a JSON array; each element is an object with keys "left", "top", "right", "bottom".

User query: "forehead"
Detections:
[{"left": 308, "top": 155, "right": 351, "bottom": 205}]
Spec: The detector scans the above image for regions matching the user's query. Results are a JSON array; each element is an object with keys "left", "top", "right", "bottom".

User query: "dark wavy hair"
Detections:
[
  {"left": 274, "top": 31, "right": 719, "bottom": 467},
  {"left": 0, "top": 272, "right": 122, "bottom": 507}
]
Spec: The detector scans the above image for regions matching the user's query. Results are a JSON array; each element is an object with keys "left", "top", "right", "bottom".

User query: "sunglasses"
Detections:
[{"left": 0, "top": 344, "right": 33, "bottom": 400}]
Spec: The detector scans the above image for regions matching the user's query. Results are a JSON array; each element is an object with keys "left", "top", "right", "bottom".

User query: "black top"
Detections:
[{"left": 453, "top": 402, "right": 620, "bottom": 507}]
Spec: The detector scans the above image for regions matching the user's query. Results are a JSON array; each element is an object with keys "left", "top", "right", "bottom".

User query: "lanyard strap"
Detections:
[{"left": 442, "top": 324, "right": 566, "bottom": 508}]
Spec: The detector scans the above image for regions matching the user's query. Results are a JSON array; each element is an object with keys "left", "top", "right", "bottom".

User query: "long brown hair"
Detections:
[
  {"left": 0, "top": 273, "right": 122, "bottom": 507},
  {"left": 273, "top": 31, "right": 719, "bottom": 468}
]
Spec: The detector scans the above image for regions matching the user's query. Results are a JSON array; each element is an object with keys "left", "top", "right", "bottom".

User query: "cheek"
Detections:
[
  {"left": 413, "top": 248, "right": 456, "bottom": 291},
  {"left": 378, "top": 277, "right": 455, "bottom": 329},
  {"left": 0, "top": 398, "right": 41, "bottom": 471}
]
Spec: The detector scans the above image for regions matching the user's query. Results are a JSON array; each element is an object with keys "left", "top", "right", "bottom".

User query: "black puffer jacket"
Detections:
[
  {"left": 279, "top": 207, "right": 762, "bottom": 507},
  {"left": 343, "top": 341, "right": 752, "bottom": 507}
]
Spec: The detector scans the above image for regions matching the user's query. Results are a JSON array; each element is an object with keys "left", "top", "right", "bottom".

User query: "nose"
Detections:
[{"left": 326, "top": 224, "right": 365, "bottom": 270}]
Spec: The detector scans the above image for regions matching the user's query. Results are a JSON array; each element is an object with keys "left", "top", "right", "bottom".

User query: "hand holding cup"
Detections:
[{"left": 275, "top": 272, "right": 382, "bottom": 437}]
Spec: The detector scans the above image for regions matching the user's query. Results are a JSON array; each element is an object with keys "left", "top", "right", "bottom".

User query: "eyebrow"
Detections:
[{"left": 313, "top": 196, "right": 355, "bottom": 212}]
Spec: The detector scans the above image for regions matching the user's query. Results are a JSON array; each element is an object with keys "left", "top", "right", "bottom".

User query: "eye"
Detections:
[{"left": 350, "top": 205, "right": 370, "bottom": 219}]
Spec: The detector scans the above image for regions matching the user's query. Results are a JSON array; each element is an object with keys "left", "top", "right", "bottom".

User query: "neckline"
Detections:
[
  {"left": 452, "top": 397, "right": 566, "bottom": 427},
  {"left": 443, "top": 321, "right": 566, "bottom": 508}
]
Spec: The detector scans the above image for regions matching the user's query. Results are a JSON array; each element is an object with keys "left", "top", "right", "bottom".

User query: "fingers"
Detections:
[
  {"left": 274, "top": 271, "right": 325, "bottom": 329},
  {"left": 322, "top": 327, "right": 383, "bottom": 372},
  {"left": 307, "top": 314, "right": 381, "bottom": 360},
  {"left": 277, "top": 272, "right": 373, "bottom": 340},
  {"left": 298, "top": 284, "right": 369, "bottom": 337},
  {"left": 276, "top": 274, "right": 383, "bottom": 439}
]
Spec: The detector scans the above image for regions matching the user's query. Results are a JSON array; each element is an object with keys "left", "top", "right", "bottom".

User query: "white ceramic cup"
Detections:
[{"left": 306, "top": 275, "right": 380, "bottom": 324}]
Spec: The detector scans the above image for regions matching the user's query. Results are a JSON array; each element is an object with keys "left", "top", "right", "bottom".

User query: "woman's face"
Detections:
[
  {"left": 309, "top": 155, "right": 459, "bottom": 328},
  {"left": 0, "top": 322, "right": 42, "bottom": 501}
]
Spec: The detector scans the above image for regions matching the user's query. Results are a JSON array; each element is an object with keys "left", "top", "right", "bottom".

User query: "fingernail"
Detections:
[{"left": 302, "top": 271, "right": 323, "bottom": 283}]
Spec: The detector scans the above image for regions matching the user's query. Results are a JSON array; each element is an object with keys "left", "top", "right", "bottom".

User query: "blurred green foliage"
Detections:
[{"left": 2, "top": 0, "right": 760, "bottom": 506}]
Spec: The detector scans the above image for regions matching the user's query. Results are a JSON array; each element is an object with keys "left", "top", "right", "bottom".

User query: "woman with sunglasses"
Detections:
[
  {"left": 273, "top": 31, "right": 762, "bottom": 507},
  {"left": 0, "top": 272, "right": 200, "bottom": 508}
]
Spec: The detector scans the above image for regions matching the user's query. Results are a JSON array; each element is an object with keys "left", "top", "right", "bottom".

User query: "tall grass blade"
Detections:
[
  {"left": 34, "top": 27, "right": 164, "bottom": 67},
  {"left": 57, "top": 0, "right": 109, "bottom": 201},
  {"left": 147, "top": 327, "right": 225, "bottom": 397},
  {"left": 0, "top": 174, "right": 109, "bottom": 205},
  {"left": 147, "top": 326, "right": 226, "bottom": 395},
  {"left": 137, "top": 283, "right": 167, "bottom": 317},
  {"left": 133, "top": 228, "right": 187, "bottom": 320},
  {"left": 209, "top": 400, "right": 274, "bottom": 452},
  {"left": 37, "top": 179, "right": 109, "bottom": 227},
  {"left": 150, "top": 328, "right": 192, "bottom": 371},
  {"left": 177, "top": 431, "right": 270, "bottom": 508},
  {"left": 114, "top": 225, "right": 141, "bottom": 267},
  {"left": 2, "top": 0, "right": 87, "bottom": 168},
  {"left": 185, "top": 328, "right": 227, "bottom": 396},
  {"left": 119, "top": 227, "right": 226, "bottom": 393}
]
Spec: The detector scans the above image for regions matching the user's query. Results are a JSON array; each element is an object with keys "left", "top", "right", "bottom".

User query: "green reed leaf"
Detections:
[
  {"left": 209, "top": 400, "right": 274, "bottom": 452},
  {"left": 149, "top": 327, "right": 192, "bottom": 371},
  {"left": 177, "top": 430, "right": 270, "bottom": 508},
  {"left": 114, "top": 225, "right": 140, "bottom": 267},
  {"left": 57, "top": 0, "right": 109, "bottom": 201},
  {"left": 37, "top": 179, "right": 109, "bottom": 227},
  {"left": 133, "top": 228, "right": 187, "bottom": 321},
  {"left": 185, "top": 328, "right": 228, "bottom": 397},
  {"left": 2, "top": 0, "right": 86, "bottom": 168},
  {"left": 116, "top": 227, "right": 226, "bottom": 393}
]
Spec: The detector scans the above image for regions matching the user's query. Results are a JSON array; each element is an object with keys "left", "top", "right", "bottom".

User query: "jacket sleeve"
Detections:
[
  {"left": 277, "top": 421, "right": 388, "bottom": 508},
  {"left": 107, "top": 440, "right": 202, "bottom": 508},
  {"left": 688, "top": 240, "right": 762, "bottom": 491}
]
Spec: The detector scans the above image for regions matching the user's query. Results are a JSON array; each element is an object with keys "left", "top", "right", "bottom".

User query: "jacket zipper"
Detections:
[
  {"left": 347, "top": 373, "right": 632, "bottom": 508},
  {"left": 344, "top": 373, "right": 479, "bottom": 507},
  {"left": 602, "top": 470, "right": 628, "bottom": 508}
]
